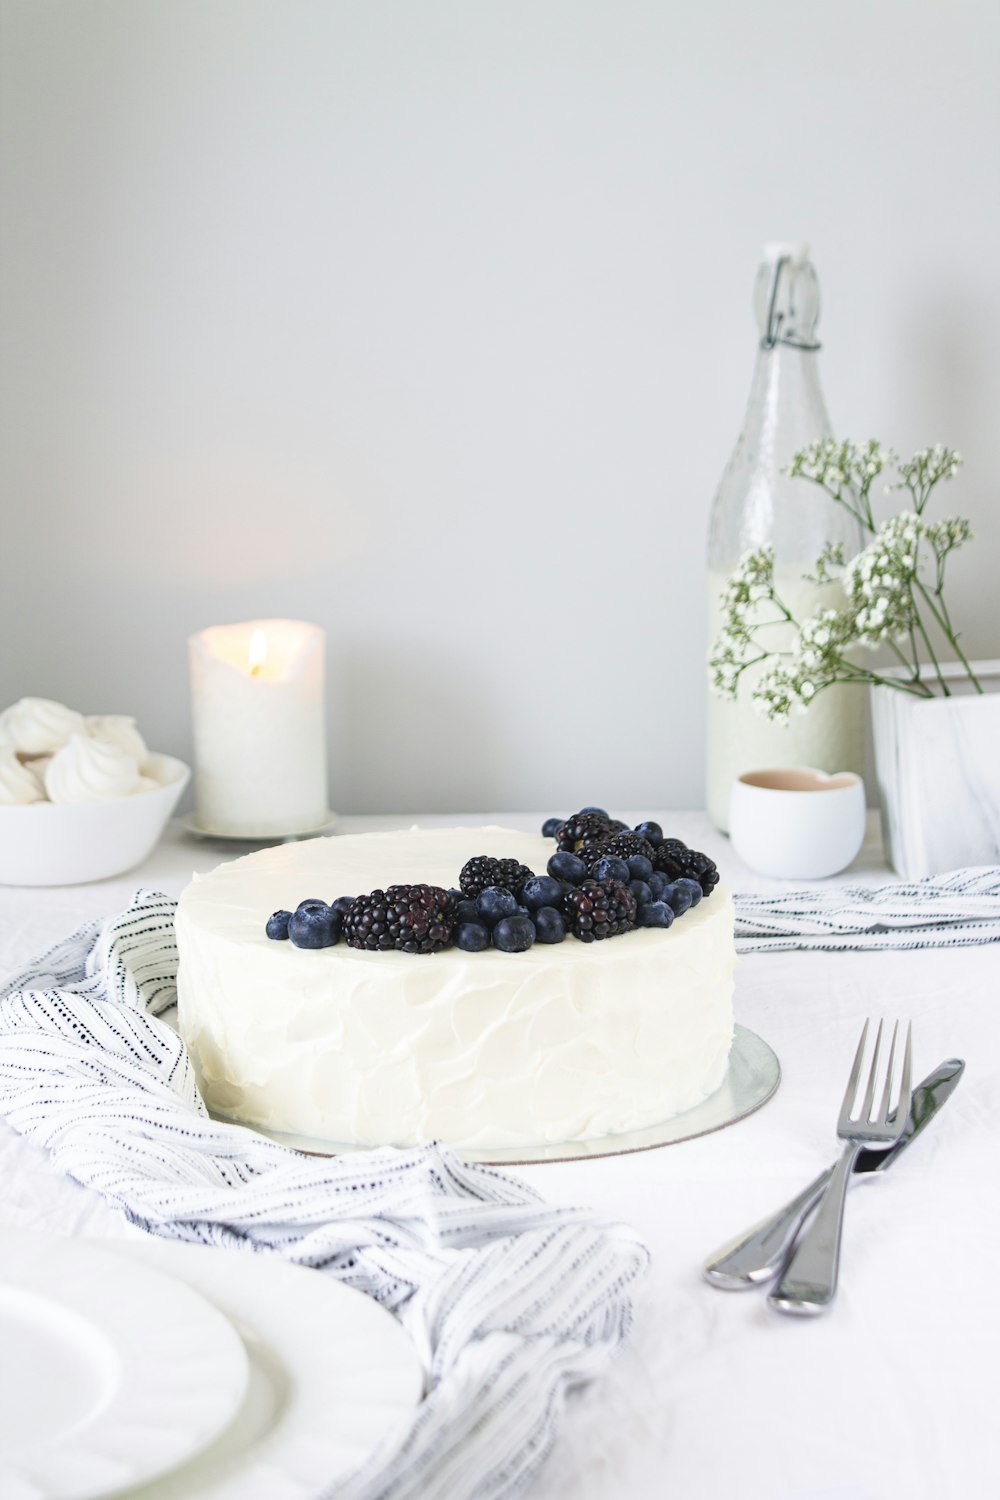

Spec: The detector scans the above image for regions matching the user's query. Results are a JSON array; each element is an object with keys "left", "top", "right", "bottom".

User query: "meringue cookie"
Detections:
[
  {"left": 0, "top": 747, "right": 46, "bottom": 805},
  {"left": 0, "top": 697, "right": 85, "bottom": 755},
  {"left": 85, "top": 714, "right": 149, "bottom": 768},
  {"left": 45, "top": 733, "right": 143, "bottom": 804}
]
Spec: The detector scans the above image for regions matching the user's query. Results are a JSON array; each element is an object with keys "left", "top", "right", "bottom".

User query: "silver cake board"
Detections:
[{"left": 210, "top": 1025, "right": 780, "bottom": 1167}]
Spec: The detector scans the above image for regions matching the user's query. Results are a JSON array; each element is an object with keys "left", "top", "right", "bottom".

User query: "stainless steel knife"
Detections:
[{"left": 702, "top": 1058, "right": 965, "bottom": 1289}]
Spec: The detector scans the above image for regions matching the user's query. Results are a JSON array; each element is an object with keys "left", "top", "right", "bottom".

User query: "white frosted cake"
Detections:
[{"left": 176, "top": 826, "right": 737, "bottom": 1150}]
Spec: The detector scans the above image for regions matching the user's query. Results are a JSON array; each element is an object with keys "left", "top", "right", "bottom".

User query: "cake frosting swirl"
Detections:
[{"left": 177, "top": 826, "right": 737, "bottom": 1150}]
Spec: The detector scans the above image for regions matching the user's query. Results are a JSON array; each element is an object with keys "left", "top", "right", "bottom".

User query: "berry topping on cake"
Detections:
[
  {"left": 343, "top": 884, "right": 455, "bottom": 954},
  {"left": 547, "top": 849, "right": 588, "bottom": 885},
  {"left": 562, "top": 878, "right": 637, "bottom": 943},
  {"left": 518, "top": 874, "right": 563, "bottom": 910},
  {"left": 492, "top": 914, "right": 536, "bottom": 953},
  {"left": 476, "top": 885, "right": 520, "bottom": 926},
  {"left": 270, "top": 807, "right": 719, "bottom": 959},
  {"left": 589, "top": 853, "right": 631, "bottom": 886},
  {"left": 533, "top": 906, "right": 567, "bottom": 943},
  {"left": 637, "top": 900, "right": 675, "bottom": 929},
  {"left": 584, "top": 832, "right": 657, "bottom": 869},
  {"left": 634, "top": 820, "right": 664, "bottom": 848},
  {"left": 459, "top": 855, "right": 535, "bottom": 899},
  {"left": 654, "top": 842, "right": 720, "bottom": 895},
  {"left": 265, "top": 910, "right": 292, "bottom": 940},
  {"left": 553, "top": 811, "right": 616, "bottom": 852},
  {"left": 288, "top": 900, "right": 342, "bottom": 949},
  {"left": 455, "top": 921, "right": 491, "bottom": 952}
]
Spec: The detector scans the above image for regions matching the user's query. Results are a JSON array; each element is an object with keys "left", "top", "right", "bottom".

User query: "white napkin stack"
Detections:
[
  {"left": 734, "top": 865, "right": 1000, "bottom": 953},
  {"left": 0, "top": 891, "right": 647, "bottom": 1500}
]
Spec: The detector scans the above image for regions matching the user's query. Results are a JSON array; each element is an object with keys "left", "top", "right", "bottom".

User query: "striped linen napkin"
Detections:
[
  {"left": 734, "top": 865, "right": 1000, "bottom": 953},
  {"left": 0, "top": 889, "right": 648, "bottom": 1500}
]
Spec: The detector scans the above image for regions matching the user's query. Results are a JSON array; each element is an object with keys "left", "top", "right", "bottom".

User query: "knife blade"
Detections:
[
  {"left": 854, "top": 1057, "right": 964, "bottom": 1173},
  {"left": 703, "top": 1057, "right": 965, "bottom": 1289}
]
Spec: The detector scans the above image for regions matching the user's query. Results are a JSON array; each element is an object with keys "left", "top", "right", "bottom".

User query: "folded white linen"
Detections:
[
  {"left": 734, "top": 865, "right": 1000, "bottom": 953},
  {"left": 0, "top": 889, "right": 647, "bottom": 1500}
]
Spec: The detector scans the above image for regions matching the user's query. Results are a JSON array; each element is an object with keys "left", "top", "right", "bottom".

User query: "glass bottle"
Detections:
[{"left": 705, "top": 243, "right": 865, "bottom": 832}]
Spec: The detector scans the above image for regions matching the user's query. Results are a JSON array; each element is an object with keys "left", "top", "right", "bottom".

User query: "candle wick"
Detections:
[{"left": 250, "top": 663, "right": 262, "bottom": 678}]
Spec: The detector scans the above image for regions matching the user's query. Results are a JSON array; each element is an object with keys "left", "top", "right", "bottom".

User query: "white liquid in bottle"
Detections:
[
  {"left": 705, "top": 572, "right": 865, "bottom": 831},
  {"left": 705, "top": 245, "right": 866, "bottom": 832}
]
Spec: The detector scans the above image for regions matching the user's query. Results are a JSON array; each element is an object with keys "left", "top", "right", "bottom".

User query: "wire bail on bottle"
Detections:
[{"left": 760, "top": 256, "right": 821, "bottom": 352}]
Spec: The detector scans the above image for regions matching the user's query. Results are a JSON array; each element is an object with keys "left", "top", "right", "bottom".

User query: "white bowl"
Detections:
[{"left": 0, "top": 753, "right": 190, "bottom": 886}]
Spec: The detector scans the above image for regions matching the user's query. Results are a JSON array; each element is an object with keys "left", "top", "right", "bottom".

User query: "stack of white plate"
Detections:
[{"left": 0, "top": 1230, "right": 424, "bottom": 1499}]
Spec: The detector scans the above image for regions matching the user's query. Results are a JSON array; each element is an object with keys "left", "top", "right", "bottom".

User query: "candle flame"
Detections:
[{"left": 248, "top": 628, "right": 268, "bottom": 676}]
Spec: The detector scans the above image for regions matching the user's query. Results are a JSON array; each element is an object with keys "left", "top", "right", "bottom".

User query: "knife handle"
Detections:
[
  {"left": 767, "top": 1142, "right": 861, "bottom": 1315},
  {"left": 703, "top": 1167, "right": 833, "bottom": 1288}
]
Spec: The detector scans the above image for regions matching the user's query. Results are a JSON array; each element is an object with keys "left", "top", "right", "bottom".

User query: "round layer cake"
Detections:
[{"left": 176, "top": 826, "right": 736, "bottom": 1150}]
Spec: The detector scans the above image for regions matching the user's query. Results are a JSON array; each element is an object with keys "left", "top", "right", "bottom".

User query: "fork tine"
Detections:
[
  {"left": 859, "top": 1018, "right": 884, "bottom": 1122},
  {"left": 899, "top": 1021, "right": 913, "bottom": 1118},
  {"left": 838, "top": 1018, "right": 870, "bottom": 1128},
  {"left": 876, "top": 1021, "right": 900, "bottom": 1124}
]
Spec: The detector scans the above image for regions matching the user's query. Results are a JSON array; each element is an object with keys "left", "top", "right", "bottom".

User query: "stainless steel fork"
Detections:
[{"left": 768, "top": 1018, "right": 913, "bottom": 1316}]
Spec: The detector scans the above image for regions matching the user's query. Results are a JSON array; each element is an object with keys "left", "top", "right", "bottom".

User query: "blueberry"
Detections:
[
  {"left": 541, "top": 816, "right": 562, "bottom": 838},
  {"left": 647, "top": 870, "right": 669, "bottom": 897},
  {"left": 265, "top": 909, "right": 292, "bottom": 940},
  {"left": 635, "top": 820, "right": 664, "bottom": 848},
  {"left": 533, "top": 906, "right": 567, "bottom": 943},
  {"left": 674, "top": 876, "right": 703, "bottom": 908},
  {"left": 456, "top": 898, "right": 480, "bottom": 924},
  {"left": 455, "top": 921, "right": 491, "bottom": 952},
  {"left": 629, "top": 880, "right": 652, "bottom": 907},
  {"left": 520, "top": 874, "right": 563, "bottom": 911},
  {"left": 638, "top": 900, "right": 674, "bottom": 929},
  {"left": 592, "top": 854, "right": 630, "bottom": 885},
  {"left": 288, "top": 903, "right": 340, "bottom": 948},
  {"left": 661, "top": 881, "right": 694, "bottom": 916},
  {"left": 330, "top": 895, "right": 354, "bottom": 917},
  {"left": 580, "top": 805, "right": 609, "bottom": 818},
  {"left": 493, "top": 914, "right": 536, "bottom": 952},
  {"left": 609, "top": 819, "right": 630, "bottom": 833},
  {"left": 296, "top": 898, "right": 329, "bottom": 913},
  {"left": 477, "top": 886, "right": 519, "bottom": 926},
  {"left": 548, "top": 850, "right": 587, "bottom": 885},
  {"left": 626, "top": 853, "right": 654, "bottom": 881}
]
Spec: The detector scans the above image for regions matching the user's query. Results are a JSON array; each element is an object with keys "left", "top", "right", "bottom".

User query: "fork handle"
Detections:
[
  {"left": 703, "top": 1167, "right": 833, "bottom": 1288},
  {"left": 768, "top": 1142, "right": 861, "bottom": 1315}
]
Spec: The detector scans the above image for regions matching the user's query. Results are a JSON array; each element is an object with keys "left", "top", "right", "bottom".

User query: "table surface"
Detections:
[{"left": 1, "top": 812, "right": 995, "bottom": 1500}]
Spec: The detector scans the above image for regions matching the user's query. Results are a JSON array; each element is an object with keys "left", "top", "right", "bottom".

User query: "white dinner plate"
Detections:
[
  {"left": 98, "top": 1237, "right": 425, "bottom": 1499},
  {"left": 0, "top": 1231, "right": 249, "bottom": 1500}
]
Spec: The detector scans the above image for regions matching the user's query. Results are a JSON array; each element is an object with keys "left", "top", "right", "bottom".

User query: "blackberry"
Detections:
[
  {"left": 654, "top": 844, "right": 719, "bottom": 896},
  {"left": 343, "top": 884, "right": 456, "bottom": 954},
  {"left": 562, "top": 878, "right": 637, "bottom": 943},
  {"left": 581, "top": 832, "right": 655, "bottom": 870},
  {"left": 553, "top": 811, "right": 615, "bottom": 852},
  {"left": 459, "top": 855, "right": 535, "bottom": 899}
]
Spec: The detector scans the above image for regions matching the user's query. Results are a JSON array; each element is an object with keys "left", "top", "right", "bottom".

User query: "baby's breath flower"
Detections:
[{"left": 709, "top": 437, "right": 981, "bottom": 714}]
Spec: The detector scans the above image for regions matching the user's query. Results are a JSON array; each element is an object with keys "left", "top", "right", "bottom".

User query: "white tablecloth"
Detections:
[{"left": 1, "top": 813, "right": 994, "bottom": 1500}]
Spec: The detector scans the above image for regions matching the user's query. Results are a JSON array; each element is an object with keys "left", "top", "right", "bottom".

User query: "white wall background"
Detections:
[{"left": 2, "top": 0, "right": 999, "bottom": 814}]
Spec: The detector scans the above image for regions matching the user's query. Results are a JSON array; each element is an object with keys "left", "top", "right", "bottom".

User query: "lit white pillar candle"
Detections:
[{"left": 188, "top": 619, "right": 328, "bottom": 837}]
